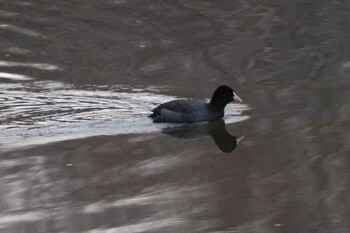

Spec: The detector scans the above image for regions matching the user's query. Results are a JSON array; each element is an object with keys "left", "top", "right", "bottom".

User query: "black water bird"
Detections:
[{"left": 149, "top": 85, "right": 243, "bottom": 123}]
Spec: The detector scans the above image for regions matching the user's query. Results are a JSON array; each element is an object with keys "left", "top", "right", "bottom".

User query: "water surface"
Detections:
[{"left": 0, "top": 0, "right": 349, "bottom": 232}]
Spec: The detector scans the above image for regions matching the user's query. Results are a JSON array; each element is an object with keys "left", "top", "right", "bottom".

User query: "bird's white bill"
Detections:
[{"left": 233, "top": 93, "right": 243, "bottom": 103}]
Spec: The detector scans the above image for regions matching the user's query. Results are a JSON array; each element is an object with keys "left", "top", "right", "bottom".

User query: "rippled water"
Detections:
[
  {"left": 0, "top": 80, "right": 248, "bottom": 148},
  {"left": 0, "top": 0, "right": 350, "bottom": 232}
]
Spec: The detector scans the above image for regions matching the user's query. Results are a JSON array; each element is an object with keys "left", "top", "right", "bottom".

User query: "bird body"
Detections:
[
  {"left": 149, "top": 85, "right": 242, "bottom": 123},
  {"left": 150, "top": 99, "right": 223, "bottom": 123}
]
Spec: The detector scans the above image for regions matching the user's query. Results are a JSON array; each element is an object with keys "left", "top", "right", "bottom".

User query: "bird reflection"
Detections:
[{"left": 162, "top": 119, "right": 244, "bottom": 153}]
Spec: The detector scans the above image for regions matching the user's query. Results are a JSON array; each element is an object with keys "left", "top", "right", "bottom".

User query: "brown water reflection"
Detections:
[
  {"left": 1, "top": 0, "right": 350, "bottom": 232},
  {"left": 0, "top": 121, "right": 271, "bottom": 232}
]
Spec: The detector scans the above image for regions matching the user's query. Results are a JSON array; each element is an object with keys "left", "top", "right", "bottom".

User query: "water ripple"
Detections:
[
  {"left": 0, "top": 61, "right": 61, "bottom": 70},
  {"left": 0, "top": 24, "right": 45, "bottom": 38},
  {"left": 0, "top": 72, "right": 32, "bottom": 80},
  {"left": 0, "top": 81, "right": 249, "bottom": 149}
]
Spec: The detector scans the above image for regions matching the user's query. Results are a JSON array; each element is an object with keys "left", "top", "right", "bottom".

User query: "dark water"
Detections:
[{"left": 0, "top": 0, "right": 349, "bottom": 232}]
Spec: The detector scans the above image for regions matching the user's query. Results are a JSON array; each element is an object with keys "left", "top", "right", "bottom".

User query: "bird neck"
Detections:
[{"left": 209, "top": 98, "right": 227, "bottom": 111}]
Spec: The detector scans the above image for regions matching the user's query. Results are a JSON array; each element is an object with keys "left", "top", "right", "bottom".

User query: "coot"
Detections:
[{"left": 149, "top": 85, "right": 243, "bottom": 123}]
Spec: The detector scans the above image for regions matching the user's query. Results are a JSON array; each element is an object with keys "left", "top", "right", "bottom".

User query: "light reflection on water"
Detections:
[
  {"left": 0, "top": 127, "right": 250, "bottom": 232},
  {"left": 0, "top": 80, "right": 249, "bottom": 149}
]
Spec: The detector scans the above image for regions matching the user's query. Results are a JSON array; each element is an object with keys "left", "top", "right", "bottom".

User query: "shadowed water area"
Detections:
[{"left": 0, "top": 0, "right": 349, "bottom": 232}]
